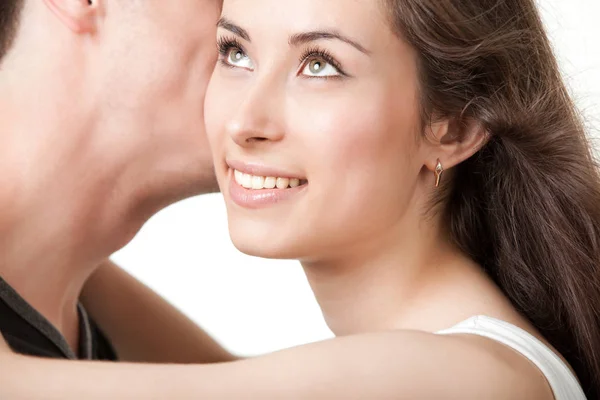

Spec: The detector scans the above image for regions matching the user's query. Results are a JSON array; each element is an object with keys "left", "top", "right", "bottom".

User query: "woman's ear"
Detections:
[
  {"left": 43, "top": 0, "right": 100, "bottom": 34},
  {"left": 423, "top": 117, "right": 489, "bottom": 173}
]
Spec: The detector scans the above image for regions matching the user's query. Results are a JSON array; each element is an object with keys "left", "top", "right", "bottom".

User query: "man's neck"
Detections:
[
  {"left": 0, "top": 112, "right": 131, "bottom": 355},
  {"left": 0, "top": 54, "right": 159, "bottom": 354},
  {"left": 0, "top": 201, "right": 105, "bottom": 352}
]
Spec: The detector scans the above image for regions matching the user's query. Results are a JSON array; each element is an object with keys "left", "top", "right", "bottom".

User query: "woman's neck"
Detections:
[{"left": 301, "top": 215, "right": 467, "bottom": 336}]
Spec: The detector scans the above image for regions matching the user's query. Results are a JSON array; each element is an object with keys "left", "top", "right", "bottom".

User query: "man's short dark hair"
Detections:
[{"left": 0, "top": 0, "right": 24, "bottom": 61}]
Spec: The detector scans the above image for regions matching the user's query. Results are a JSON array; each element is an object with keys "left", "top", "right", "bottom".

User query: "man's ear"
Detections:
[
  {"left": 423, "top": 117, "right": 489, "bottom": 173},
  {"left": 43, "top": 0, "right": 99, "bottom": 34}
]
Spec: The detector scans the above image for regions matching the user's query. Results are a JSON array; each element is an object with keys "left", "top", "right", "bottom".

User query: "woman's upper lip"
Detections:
[{"left": 226, "top": 159, "right": 306, "bottom": 180}]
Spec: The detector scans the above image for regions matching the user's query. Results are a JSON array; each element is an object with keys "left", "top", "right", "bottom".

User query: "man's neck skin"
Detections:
[
  {"left": 0, "top": 74, "right": 149, "bottom": 354},
  {"left": 0, "top": 114, "right": 134, "bottom": 353}
]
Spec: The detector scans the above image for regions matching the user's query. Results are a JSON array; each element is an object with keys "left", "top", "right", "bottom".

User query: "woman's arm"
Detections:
[
  {"left": 80, "top": 260, "right": 237, "bottom": 363},
  {"left": 0, "top": 329, "right": 552, "bottom": 399}
]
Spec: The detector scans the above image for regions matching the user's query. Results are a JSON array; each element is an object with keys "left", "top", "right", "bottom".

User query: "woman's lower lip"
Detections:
[{"left": 228, "top": 176, "right": 307, "bottom": 209}]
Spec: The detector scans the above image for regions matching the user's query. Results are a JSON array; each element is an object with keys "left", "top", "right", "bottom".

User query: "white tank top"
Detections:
[{"left": 437, "top": 315, "right": 587, "bottom": 399}]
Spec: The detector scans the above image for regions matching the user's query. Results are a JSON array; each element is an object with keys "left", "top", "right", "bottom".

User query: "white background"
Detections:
[{"left": 112, "top": 0, "right": 600, "bottom": 357}]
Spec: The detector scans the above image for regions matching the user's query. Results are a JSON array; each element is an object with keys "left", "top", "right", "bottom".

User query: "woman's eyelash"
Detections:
[
  {"left": 215, "top": 39, "right": 347, "bottom": 77},
  {"left": 299, "top": 47, "right": 347, "bottom": 76},
  {"left": 216, "top": 36, "right": 245, "bottom": 57}
]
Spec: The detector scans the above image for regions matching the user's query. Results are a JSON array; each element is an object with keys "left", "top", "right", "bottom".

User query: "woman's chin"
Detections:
[
  {"left": 228, "top": 225, "right": 305, "bottom": 260},
  {"left": 229, "top": 236, "right": 299, "bottom": 260},
  {"left": 225, "top": 211, "right": 316, "bottom": 260}
]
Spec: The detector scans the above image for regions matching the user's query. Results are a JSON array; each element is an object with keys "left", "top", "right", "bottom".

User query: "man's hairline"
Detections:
[{"left": 0, "top": 0, "right": 26, "bottom": 63}]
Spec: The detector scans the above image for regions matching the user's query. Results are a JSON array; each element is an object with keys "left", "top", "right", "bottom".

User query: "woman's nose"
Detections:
[{"left": 226, "top": 76, "right": 286, "bottom": 148}]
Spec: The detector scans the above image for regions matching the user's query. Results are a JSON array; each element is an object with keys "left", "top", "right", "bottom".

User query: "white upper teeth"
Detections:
[{"left": 234, "top": 169, "right": 301, "bottom": 190}]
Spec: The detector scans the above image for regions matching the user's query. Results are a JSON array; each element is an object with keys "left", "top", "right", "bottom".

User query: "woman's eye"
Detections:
[
  {"left": 301, "top": 58, "right": 340, "bottom": 78},
  {"left": 225, "top": 47, "right": 254, "bottom": 70}
]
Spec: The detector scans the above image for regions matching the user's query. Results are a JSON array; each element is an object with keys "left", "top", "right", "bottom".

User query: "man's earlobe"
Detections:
[{"left": 43, "top": 0, "right": 99, "bottom": 34}]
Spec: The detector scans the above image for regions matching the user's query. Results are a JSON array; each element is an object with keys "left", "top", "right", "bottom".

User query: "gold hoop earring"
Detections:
[{"left": 434, "top": 159, "right": 444, "bottom": 188}]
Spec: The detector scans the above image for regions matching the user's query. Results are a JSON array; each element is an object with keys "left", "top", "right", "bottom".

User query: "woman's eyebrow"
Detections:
[
  {"left": 289, "top": 30, "right": 370, "bottom": 54},
  {"left": 217, "top": 17, "right": 250, "bottom": 41},
  {"left": 218, "top": 17, "right": 370, "bottom": 55}
]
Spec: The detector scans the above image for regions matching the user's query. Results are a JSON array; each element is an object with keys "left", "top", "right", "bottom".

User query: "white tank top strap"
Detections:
[{"left": 436, "top": 315, "right": 587, "bottom": 400}]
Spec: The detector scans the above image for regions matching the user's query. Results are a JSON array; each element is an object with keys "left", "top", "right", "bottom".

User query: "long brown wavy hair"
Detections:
[{"left": 384, "top": 0, "right": 600, "bottom": 396}]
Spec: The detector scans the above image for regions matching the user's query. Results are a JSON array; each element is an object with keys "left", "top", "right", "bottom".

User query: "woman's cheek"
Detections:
[{"left": 289, "top": 94, "right": 395, "bottom": 171}]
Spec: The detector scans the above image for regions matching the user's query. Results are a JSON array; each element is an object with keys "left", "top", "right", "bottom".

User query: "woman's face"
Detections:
[{"left": 206, "top": 0, "right": 430, "bottom": 260}]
